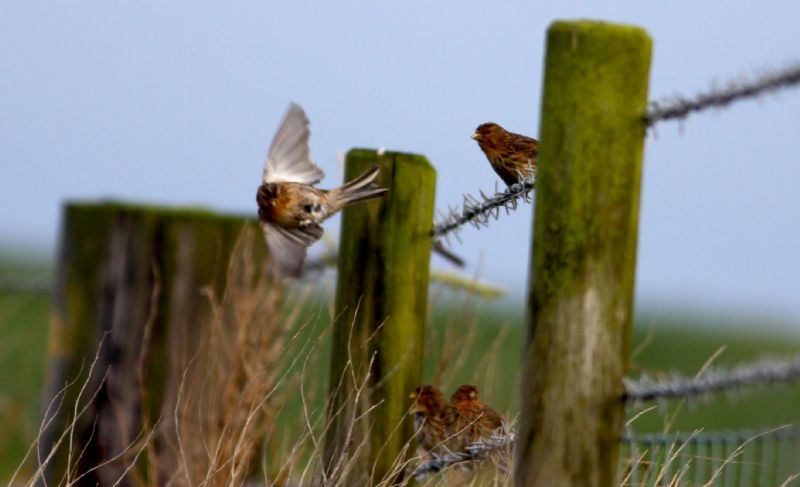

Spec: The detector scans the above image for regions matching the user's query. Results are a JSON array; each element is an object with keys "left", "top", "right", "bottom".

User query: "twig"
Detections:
[{"left": 428, "top": 270, "right": 505, "bottom": 300}]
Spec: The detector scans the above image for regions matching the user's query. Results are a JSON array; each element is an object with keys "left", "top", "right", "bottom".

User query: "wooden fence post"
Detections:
[
  {"left": 324, "top": 149, "right": 436, "bottom": 484},
  {"left": 40, "top": 202, "right": 261, "bottom": 485},
  {"left": 515, "top": 21, "right": 652, "bottom": 487}
]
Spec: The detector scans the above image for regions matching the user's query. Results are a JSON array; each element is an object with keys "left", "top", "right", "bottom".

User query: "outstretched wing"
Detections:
[
  {"left": 263, "top": 103, "right": 325, "bottom": 185},
  {"left": 260, "top": 220, "right": 324, "bottom": 278}
]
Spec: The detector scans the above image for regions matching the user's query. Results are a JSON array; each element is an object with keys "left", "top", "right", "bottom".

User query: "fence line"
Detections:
[
  {"left": 412, "top": 425, "right": 800, "bottom": 483},
  {"left": 429, "top": 61, "right": 800, "bottom": 242},
  {"left": 621, "top": 425, "right": 800, "bottom": 487},
  {"left": 646, "top": 62, "right": 800, "bottom": 125},
  {"left": 623, "top": 355, "right": 800, "bottom": 402},
  {"left": 5, "top": 265, "right": 800, "bottom": 405}
]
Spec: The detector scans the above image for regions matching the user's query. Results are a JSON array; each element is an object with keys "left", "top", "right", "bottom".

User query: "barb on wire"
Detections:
[
  {"left": 646, "top": 62, "right": 800, "bottom": 125},
  {"left": 412, "top": 429, "right": 516, "bottom": 479},
  {"left": 623, "top": 355, "right": 800, "bottom": 403},
  {"left": 431, "top": 178, "right": 535, "bottom": 241}
]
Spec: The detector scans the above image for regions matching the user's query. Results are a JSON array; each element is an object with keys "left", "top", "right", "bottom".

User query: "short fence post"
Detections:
[
  {"left": 515, "top": 21, "right": 652, "bottom": 486},
  {"left": 40, "top": 203, "right": 261, "bottom": 485},
  {"left": 324, "top": 149, "right": 436, "bottom": 484}
]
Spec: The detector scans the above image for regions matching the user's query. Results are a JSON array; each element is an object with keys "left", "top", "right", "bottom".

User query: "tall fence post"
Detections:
[
  {"left": 324, "top": 149, "right": 436, "bottom": 484},
  {"left": 515, "top": 21, "right": 652, "bottom": 486}
]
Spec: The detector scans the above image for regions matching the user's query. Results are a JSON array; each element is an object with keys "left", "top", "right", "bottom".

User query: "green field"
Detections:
[{"left": 2, "top": 262, "right": 800, "bottom": 482}]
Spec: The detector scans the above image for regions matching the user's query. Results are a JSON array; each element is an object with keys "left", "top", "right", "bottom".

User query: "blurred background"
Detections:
[{"left": 1, "top": 1, "right": 799, "bottom": 483}]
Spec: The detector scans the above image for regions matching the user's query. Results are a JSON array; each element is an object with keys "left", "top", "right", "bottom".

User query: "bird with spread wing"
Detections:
[{"left": 256, "top": 103, "right": 388, "bottom": 277}]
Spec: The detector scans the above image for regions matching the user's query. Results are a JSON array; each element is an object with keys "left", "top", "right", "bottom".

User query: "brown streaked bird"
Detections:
[
  {"left": 472, "top": 122, "right": 538, "bottom": 187},
  {"left": 257, "top": 103, "right": 388, "bottom": 277},
  {"left": 445, "top": 384, "right": 505, "bottom": 452},
  {"left": 410, "top": 385, "right": 450, "bottom": 454}
]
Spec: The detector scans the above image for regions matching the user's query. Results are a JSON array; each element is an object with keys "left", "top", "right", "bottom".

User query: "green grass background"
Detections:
[{"left": 2, "top": 259, "right": 800, "bottom": 482}]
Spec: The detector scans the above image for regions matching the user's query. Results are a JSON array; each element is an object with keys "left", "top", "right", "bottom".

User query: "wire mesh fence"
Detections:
[{"left": 620, "top": 426, "right": 800, "bottom": 487}]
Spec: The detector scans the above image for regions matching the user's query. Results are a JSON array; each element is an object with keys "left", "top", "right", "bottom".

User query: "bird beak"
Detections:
[{"left": 471, "top": 132, "right": 481, "bottom": 141}]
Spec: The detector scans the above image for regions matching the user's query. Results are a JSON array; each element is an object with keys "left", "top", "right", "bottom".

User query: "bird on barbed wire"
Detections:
[
  {"left": 257, "top": 103, "right": 388, "bottom": 277},
  {"left": 445, "top": 384, "right": 505, "bottom": 452},
  {"left": 472, "top": 122, "right": 538, "bottom": 187},
  {"left": 410, "top": 385, "right": 450, "bottom": 455}
]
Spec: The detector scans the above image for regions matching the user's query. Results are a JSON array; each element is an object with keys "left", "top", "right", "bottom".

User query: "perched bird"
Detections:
[
  {"left": 257, "top": 103, "right": 388, "bottom": 277},
  {"left": 445, "top": 385, "right": 505, "bottom": 452},
  {"left": 472, "top": 122, "right": 538, "bottom": 187},
  {"left": 410, "top": 385, "right": 450, "bottom": 454}
]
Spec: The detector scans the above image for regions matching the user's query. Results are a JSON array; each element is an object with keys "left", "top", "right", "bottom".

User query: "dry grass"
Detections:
[{"left": 12, "top": 231, "right": 800, "bottom": 486}]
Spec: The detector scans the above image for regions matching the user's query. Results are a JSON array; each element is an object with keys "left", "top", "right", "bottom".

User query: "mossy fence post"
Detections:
[
  {"left": 515, "top": 21, "right": 652, "bottom": 487},
  {"left": 39, "top": 202, "right": 260, "bottom": 486},
  {"left": 323, "top": 149, "right": 436, "bottom": 484}
]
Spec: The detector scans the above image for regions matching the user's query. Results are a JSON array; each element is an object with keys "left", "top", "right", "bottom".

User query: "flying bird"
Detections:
[
  {"left": 257, "top": 103, "right": 388, "bottom": 277},
  {"left": 410, "top": 385, "right": 450, "bottom": 455},
  {"left": 472, "top": 122, "right": 538, "bottom": 187},
  {"left": 445, "top": 384, "right": 505, "bottom": 452}
]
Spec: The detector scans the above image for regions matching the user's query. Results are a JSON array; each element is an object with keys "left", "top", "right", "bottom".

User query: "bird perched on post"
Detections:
[
  {"left": 445, "top": 384, "right": 505, "bottom": 452},
  {"left": 472, "top": 122, "right": 538, "bottom": 187},
  {"left": 410, "top": 385, "right": 450, "bottom": 455},
  {"left": 257, "top": 103, "right": 388, "bottom": 277}
]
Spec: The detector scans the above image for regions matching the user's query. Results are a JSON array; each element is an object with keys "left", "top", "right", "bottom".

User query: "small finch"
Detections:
[
  {"left": 472, "top": 122, "right": 538, "bottom": 187},
  {"left": 409, "top": 385, "right": 449, "bottom": 454},
  {"left": 445, "top": 384, "right": 505, "bottom": 452},
  {"left": 257, "top": 103, "right": 388, "bottom": 277}
]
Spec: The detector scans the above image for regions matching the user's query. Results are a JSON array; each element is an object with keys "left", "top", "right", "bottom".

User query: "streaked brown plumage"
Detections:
[
  {"left": 472, "top": 122, "right": 538, "bottom": 186},
  {"left": 257, "top": 103, "right": 388, "bottom": 277},
  {"left": 409, "top": 385, "right": 449, "bottom": 454},
  {"left": 445, "top": 385, "right": 505, "bottom": 452}
]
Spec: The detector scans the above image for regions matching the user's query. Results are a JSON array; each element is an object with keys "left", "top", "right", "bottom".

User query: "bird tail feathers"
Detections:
[{"left": 329, "top": 165, "right": 388, "bottom": 209}]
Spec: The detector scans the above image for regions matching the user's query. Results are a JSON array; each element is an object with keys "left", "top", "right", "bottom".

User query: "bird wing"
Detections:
[
  {"left": 260, "top": 220, "right": 324, "bottom": 277},
  {"left": 511, "top": 133, "right": 538, "bottom": 156},
  {"left": 263, "top": 103, "right": 326, "bottom": 185}
]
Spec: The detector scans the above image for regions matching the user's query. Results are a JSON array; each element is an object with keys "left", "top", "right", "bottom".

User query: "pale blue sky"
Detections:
[{"left": 2, "top": 2, "right": 799, "bottom": 322}]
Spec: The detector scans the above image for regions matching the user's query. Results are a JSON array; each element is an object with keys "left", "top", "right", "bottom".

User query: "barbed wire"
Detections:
[
  {"left": 412, "top": 429, "right": 516, "bottom": 479},
  {"left": 646, "top": 62, "right": 800, "bottom": 126},
  {"left": 431, "top": 178, "right": 535, "bottom": 242},
  {"left": 623, "top": 355, "right": 800, "bottom": 403}
]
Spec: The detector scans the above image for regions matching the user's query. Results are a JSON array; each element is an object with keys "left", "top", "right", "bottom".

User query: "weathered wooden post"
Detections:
[
  {"left": 324, "top": 149, "right": 436, "bottom": 484},
  {"left": 515, "top": 21, "right": 652, "bottom": 486},
  {"left": 40, "top": 202, "right": 261, "bottom": 485}
]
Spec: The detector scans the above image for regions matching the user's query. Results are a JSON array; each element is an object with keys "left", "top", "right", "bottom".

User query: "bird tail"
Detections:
[{"left": 329, "top": 165, "right": 388, "bottom": 210}]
